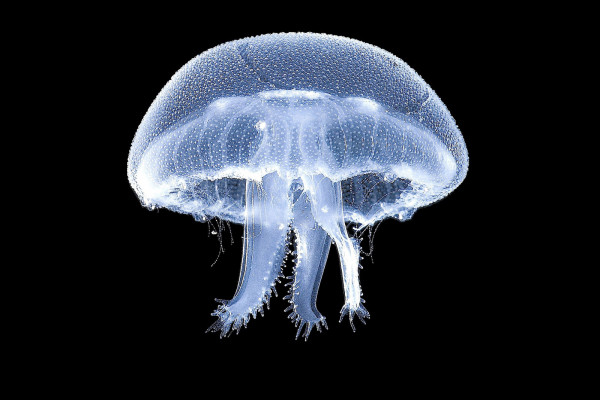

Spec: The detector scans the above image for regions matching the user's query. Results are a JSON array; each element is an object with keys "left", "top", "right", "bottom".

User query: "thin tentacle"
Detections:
[
  {"left": 302, "top": 174, "right": 370, "bottom": 331},
  {"left": 284, "top": 186, "right": 331, "bottom": 340},
  {"left": 207, "top": 173, "right": 291, "bottom": 337}
]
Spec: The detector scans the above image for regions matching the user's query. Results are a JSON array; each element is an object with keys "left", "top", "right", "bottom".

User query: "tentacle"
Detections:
[
  {"left": 207, "top": 173, "right": 291, "bottom": 337},
  {"left": 284, "top": 187, "right": 331, "bottom": 340},
  {"left": 302, "top": 174, "right": 370, "bottom": 331}
]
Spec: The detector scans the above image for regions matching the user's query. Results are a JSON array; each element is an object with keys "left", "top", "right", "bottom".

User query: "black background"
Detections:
[{"left": 79, "top": 8, "right": 525, "bottom": 371}]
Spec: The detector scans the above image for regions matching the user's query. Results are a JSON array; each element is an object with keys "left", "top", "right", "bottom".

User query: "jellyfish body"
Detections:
[{"left": 128, "top": 33, "right": 468, "bottom": 339}]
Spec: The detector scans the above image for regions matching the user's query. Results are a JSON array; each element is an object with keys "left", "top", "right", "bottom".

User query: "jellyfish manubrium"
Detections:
[{"left": 127, "top": 33, "right": 468, "bottom": 339}]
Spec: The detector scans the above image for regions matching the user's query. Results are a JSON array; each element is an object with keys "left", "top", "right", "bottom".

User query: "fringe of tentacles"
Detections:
[
  {"left": 206, "top": 227, "right": 292, "bottom": 338},
  {"left": 338, "top": 235, "right": 370, "bottom": 332},
  {"left": 284, "top": 230, "right": 370, "bottom": 338},
  {"left": 282, "top": 227, "right": 328, "bottom": 341}
]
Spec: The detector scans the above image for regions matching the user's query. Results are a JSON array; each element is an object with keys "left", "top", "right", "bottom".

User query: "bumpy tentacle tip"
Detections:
[
  {"left": 205, "top": 318, "right": 231, "bottom": 338},
  {"left": 288, "top": 310, "right": 328, "bottom": 341},
  {"left": 207, "top": 293, "right": 273, "bottom": 338},
  {"left": 339, "top": 302, "right": 370, "bottom": 332},
  {"left": 207, "top": 311, "right": 251, "bottom": 338},
  {"left": 295, "top": 318, "right": 328, "bottom": 341}
]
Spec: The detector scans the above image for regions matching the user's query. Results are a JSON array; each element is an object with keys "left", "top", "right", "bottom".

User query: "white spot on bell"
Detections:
[{"left": 255, "top": 121, "right": 267, "bottom": 131}]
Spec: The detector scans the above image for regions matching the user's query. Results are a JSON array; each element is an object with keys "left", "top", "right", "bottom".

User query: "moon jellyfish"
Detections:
[{"left": 127, "top": 33, "right": 468, "bottom": 339}]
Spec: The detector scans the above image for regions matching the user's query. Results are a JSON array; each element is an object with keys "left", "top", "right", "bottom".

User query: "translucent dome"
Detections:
[
  {"left": 127, "top": 33, "right": 468, "bottom": 338},
  {"left": 128, "top": 33, "right": 467, "bottom": 226}
]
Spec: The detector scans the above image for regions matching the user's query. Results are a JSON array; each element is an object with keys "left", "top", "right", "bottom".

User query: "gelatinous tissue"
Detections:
[{"left": 127, "top": 33, "right": 468, "bottom": 339}]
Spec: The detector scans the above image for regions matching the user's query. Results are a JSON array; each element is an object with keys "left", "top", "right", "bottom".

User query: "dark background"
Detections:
[{"left": 80, "top": 8, "right": 525, "bottom": 367}]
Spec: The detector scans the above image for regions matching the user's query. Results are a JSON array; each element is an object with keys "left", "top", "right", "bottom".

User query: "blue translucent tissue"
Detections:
[{"left": 128, "top": 33, "right": 468, "bottom": 339}]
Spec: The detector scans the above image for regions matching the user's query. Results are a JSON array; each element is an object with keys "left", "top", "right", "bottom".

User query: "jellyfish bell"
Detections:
[
  {"left": 127, "top": 33, "right": 468, "bottom": 339},
  {"left": 133, "top": 89, "right": 460, "bottom": 226}
]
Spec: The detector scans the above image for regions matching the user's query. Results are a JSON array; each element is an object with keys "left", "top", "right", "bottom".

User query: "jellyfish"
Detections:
[{"left": 127, "top": 33, "right": 468, "bottom": 339}]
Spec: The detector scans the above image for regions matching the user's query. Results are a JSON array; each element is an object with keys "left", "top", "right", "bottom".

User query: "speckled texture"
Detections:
[
  {"left": 127, "top": 33, "right": 468, "bottom": 339},
  {"left": 128, "top": 33, "right": 467, "bottom": 225}
]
